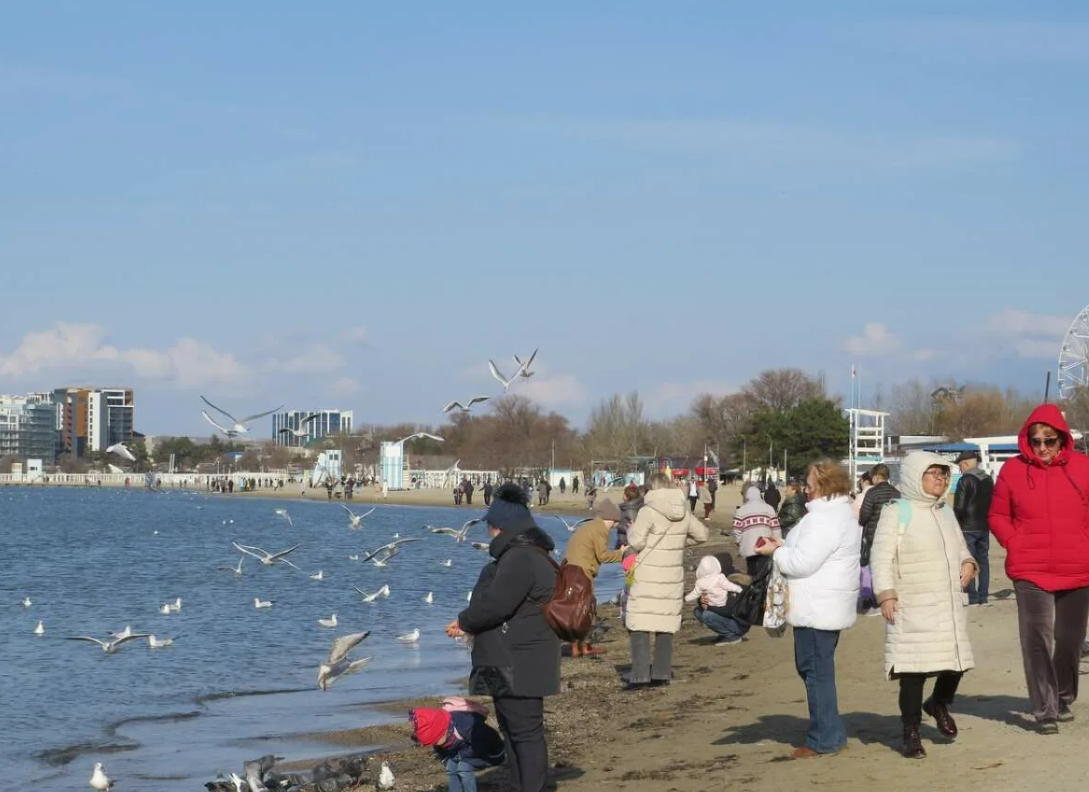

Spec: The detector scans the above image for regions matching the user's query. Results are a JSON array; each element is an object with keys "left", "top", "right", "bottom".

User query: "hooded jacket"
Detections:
[
  {"left": 625, "top": 488, "right": 708, "bottom": 633},
  {"left": 563, "top": 517, "right": 624, "bottom": 578},
  {"left": 871, "top": 452, "right": 976, "bottom": 678},
  {"left": 684, "top": 555, "right": 743, "bottom": 607},
  {"left": 732, "top": 485, "right": 782, "bottom": 558},
  {"left": 457, "top": 524, "right": 560, "bottom": 698},
  {"left": 772, "top": 495, "right": 861, "bottom": 631},
  {"left": 989, "top": 404, "right": 1089, "bottom": 592}
]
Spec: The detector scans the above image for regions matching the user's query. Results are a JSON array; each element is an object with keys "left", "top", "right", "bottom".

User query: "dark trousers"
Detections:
[
  {"left": 628, "top": 631, "right": 673, "bottom": 684},
  {"left": 1014, "top": 580, "right": 1089, "bottom": 721},
  {"left": 484, "top": 494, "right": 492, "bottom": 506},
  {"left": 963, "top": 531, "right": 990, "bottom": 604},
  {"left": 493, "top": 696, "right": 548, "bottom": 792},
  {"left": 898, "top": 671, "right": 963, "bottom": 724},
  {"left": 793, "top": 627, "right": 846, "bottom": 753},
  {"left": 688, "top": 495, "right": 698, "bottom": 511}
]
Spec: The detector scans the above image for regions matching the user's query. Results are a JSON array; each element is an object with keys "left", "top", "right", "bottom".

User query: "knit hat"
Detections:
[
  {"left": 409, "top": 708, "right": 451, "bottom": 747},
  {"left": 483, "top": 483, "right": 537, "bottom": 533},
  {"left": 594, "top": 497, "right": 622, "bottom": 522}
]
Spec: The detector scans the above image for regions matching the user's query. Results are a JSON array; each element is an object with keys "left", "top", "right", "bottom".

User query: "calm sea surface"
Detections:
[{"left": 0, "top": 488, "right": 621, "bottom": 790}]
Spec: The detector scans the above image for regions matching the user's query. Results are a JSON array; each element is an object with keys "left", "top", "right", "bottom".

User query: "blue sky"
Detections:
[{"left": 2, "top": 2, "right": 1087, "bottom": 434}]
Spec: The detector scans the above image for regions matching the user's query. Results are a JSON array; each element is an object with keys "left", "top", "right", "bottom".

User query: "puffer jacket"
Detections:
[
  {"left": 777, "top": 493, "right": 807, "bottom": 536},
  {"left": 458, "top": 526, "right": 560, "bottom": 698},
  {"left": 859, "top": 480, "right": 900, "bottom": 566},
  {"left": 871, "top": 451, "right": 976, "bottom": 678},
  {"left": 953, "top": 466, "right": 994, "bottom": 533},
  {"left": 989, "top": 404, "right": 1089, "bottom": 592},
  {"left": 625, "top": 488, "right": 708, "bottom": 633},
  {"left": 772, "top": 495, "right": 861, "bottom": 631}
]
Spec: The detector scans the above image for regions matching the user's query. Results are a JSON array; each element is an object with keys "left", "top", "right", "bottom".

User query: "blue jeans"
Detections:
[
  {"left": 793, "top": 627, "right": 846, "bottom": 754},
  {"left": 444, "top": 758, "right": 478, "bottom": 792},
  {"left": 694, "top": 606, "right": 748, "bottom": 641},
  {"left": 963, "top": 531, "right": 990, "bottom": 604}
]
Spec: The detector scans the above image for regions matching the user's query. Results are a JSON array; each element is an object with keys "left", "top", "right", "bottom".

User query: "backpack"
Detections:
[{"left": 531, "top": 549, "right": 597, "bottom": 642}]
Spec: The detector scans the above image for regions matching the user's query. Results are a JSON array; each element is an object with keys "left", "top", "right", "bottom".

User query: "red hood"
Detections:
[
  {"left": 410, "top": 708, "right": 451, "bottom": 747},
  {"left": 1018, "top": 403, "right": 1073, "bottom": 466}
]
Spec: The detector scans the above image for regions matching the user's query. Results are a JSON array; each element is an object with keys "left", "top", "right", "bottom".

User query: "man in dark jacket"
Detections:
[
  {"left": 954, "top": 450, "right": 994, "bottom": 606},
  {"left": 858, "top": 464, "right": 900, "bottom": 567},
  {"left": 763, "top": 478, "right": 781, "bottom": 510},
  {"left": 449, "top": 483, "right": 559, "bottom": 792},
  {"left": 482, "top": 480, "right": 494, "bottom": 506},
  {"left": 777, "top": 479, "right": 807, "bottom": 536}
]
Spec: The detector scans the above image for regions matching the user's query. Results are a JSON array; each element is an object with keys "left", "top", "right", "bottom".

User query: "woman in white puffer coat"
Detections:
[{"left": 871, "top": 451, "right": 977, "bottom": 760}]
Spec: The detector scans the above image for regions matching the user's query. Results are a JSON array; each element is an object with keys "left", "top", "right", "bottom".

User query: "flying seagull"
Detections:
[
  {"left": 105, "top": 442, "right": 137, "bottom": 463},
  {"left": 318, "top": 631, "right": 373, "bottom": 691},
  {"left": 217, "top": 556, "right": 245, "bottom": 576},
  {"left": 361, "top": 538, "right": 421, "bottom": 567},
  {"left": 488, "top": 360, "right": 525, "bottom": 393},
  {"left": 429, "top": 518, "right": 481, "bottom": 543},
  {"left": 232, "top": 542, "right": 302, "bottom": 569},
  {"left": 277, "top": 412, "right": 321, "bottom": 439},
  {"left": 66, "top": 632, "right": 152, "bottom": 654},
  {"left": 354, "top": 584, "right": 391, "bottom": 603},
  {"left": 442, "top": 397, "right": 490, "bottom": 413},
  {"left": 342, "top": 505, "right": 376, "bottom": 529},
  {"left": 555, "top": 515, "right": 593, "bottom": 532},
  {"left": 513, "top": 348, "right": 538, "bottom": 379},
  {"left": 200, "top": 395, "right": 283, "bottom": 438},
  {"left": 469, "top": 541, "right": 490, "bottom": 551},
  {"left": 274, "top": 508, "right": 293, "bottom": 527}
]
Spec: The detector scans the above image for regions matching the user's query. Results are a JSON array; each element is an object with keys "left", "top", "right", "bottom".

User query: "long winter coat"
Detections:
[
  {"left": 625, "top": 488, "right": 708, "bottom": 633},
  {"left": 989, "top": 404, "right": 1089, "bottom": 592},
  {"left": 458, "top": 526, "right": 560, "bottom": 698},
  {"left": 772, "top": 495, "right": 861, "bottom": 632},
  {"left": 871, "top": 451, "right": 976, "bottom": 679}
]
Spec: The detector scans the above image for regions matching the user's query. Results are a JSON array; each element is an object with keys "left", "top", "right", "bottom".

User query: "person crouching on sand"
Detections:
[
  {"left": 686, "top": 555, "right": 745, "bottom": 645},
  {"left": 410, "top": 698, "right": 506, "bottom": 792}
]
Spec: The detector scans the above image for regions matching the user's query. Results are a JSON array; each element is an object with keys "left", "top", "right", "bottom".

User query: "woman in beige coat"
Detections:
[
  {"left": 624, "top": 472, "right": 708, "bottom": 690},
  {"left": 872, "top": 451, "right": 978, "bottom": 760}
]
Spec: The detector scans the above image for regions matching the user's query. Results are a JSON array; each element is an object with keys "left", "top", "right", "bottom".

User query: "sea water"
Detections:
[{"left": 0, "top": 487, "right": 621, "bottom": 790}]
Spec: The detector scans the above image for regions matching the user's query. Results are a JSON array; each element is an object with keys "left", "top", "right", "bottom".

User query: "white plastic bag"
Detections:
[{"left": 763, "top": 562, "right": 788, "bottom": 637}]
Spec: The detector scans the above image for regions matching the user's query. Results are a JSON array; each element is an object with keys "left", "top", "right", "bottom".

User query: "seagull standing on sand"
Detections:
[
  {"left": 442, "top": 396, "right": 490, "bottom": 413},
  {"left": 513, "top": 348, "right": 538, "bottom": 379},
  {"left": 377, "top": 761, "right": 395, "bottom": 790},
  {"left": 318, "top": 631, "right": 373, "bottom": 691},
  {"left": 89, "top": 762, "right": 114, "bottom": 790},
  {"left": 200, "top": 395, "right": 283, "bottom": 439},
  {"left": 354, "top": 584, "right": 390, "bottom": 603},
  {"left": 342, "top": 505, "right": 376, "bottom": 529}
]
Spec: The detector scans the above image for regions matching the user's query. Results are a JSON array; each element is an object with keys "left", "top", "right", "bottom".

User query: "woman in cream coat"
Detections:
[
  {"left": 625, "top": 472, "right": 708, "bottom": 689},
  {"left": 872, "top": 451, "right": 977, "bottom": 760}
]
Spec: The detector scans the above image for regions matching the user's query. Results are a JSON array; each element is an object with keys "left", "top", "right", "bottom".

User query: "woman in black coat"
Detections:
[{"left": 446, "top": 484, "right": 560, "bottom": 792}]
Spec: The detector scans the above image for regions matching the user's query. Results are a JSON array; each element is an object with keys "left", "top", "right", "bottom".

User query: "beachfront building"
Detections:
[
  {"left": 272, "top": 409, "right": 354, "bottom": 447},
  {"left": 53, "top": 386, "right": 137, "bottom": 457},
  {"left": 0, "top": 396, "right": 59, "bottom": 462}
]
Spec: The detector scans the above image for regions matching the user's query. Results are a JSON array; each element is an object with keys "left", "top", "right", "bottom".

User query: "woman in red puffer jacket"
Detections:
[{"left": 990, "top": 404, "right": 1089, "bottom": 733}]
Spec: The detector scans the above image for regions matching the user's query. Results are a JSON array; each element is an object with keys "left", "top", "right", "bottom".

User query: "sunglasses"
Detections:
[
  {"left": 1030, "top": 436, "right": 1061, "bottom": 449},
  {"left": 923, "top": 469, "right": 950, "bottom": 479}
]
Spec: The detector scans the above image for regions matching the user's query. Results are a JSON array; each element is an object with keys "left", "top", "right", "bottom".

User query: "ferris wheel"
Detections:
[{"left": 1058, "top": 304, "right": 1089, "bottom": 399}]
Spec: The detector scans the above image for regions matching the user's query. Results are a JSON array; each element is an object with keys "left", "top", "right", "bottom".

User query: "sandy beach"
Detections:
[{"left": 256, "top": 498, "right": 1089, "bottom": 792}]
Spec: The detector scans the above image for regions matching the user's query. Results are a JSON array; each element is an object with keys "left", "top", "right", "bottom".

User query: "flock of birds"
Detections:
[{"left": 442, "top": 347, "right": 538, "bottom": 413}]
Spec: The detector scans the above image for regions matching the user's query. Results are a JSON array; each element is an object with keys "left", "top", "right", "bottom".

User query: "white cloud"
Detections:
[
  {"left": 341, "top": 326, "right": 370, "bottom": 345},
  {"left": 0, "top": 323, "right": 249, "bottom": 387},
  {"left": 844, "top": 323, "right": 902, "bottom": 356},
  {"left": 519, "top": 375, "right": 587, "bottom": 406},
  {"left": 986, "top": 308, "right": 1069, "bottom": 359},
  {"left": 329, "top": 377, "right": 361, "bottom": 397},
  {"left": 275, "top": 344, "right": 346, "bottom": 374}
]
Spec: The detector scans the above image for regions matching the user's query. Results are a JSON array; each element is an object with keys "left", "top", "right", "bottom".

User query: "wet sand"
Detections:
[{"left": 277, "top": 501, "right": 1089, "bottom": 792}]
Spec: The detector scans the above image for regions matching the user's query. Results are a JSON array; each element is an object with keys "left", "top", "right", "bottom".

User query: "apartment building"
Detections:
[
  {"left": 272, "top": 409, "right": 354, "bottom": 447},
  {"left": 0, "top": 396, "right": 59, "bottom": 461},
  {"left": 53, "top": 386, "right": 135, "bottom": 456}
]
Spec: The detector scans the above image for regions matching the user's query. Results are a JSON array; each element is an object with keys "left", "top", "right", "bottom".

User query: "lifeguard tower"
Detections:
[{"left": 845, "top": 409, "right": 889, "bottom": 484}]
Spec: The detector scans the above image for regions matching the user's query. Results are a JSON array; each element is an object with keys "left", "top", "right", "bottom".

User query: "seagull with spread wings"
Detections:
[
  {"left": 318, "top": 631, "right": 373, "bottom": 690},
  {"left": 488, "top": 360, "right": 525, "bottom": 393},
  {"left": 513, "top": 348, "right": 538, "bottom": 379},
  {"left": 361, "top": 538, "right": 421, "bottom": 567},
  {"left": 555, "top": 515, "right": 593, "bottom": 532},
  {"left": 232, "top": 541, "right": 302, "bottom": 570},
  {"left": 106, "top": 442, "right": 137, "bottom": 463},
  {"left": 342, "top": 505, "right": 376, "bottom": 529},
  {"left": 65, "top": 632, "right": 152, "bottom": 654},
  {"left": 277, "top": 412, "right": 321, "bottom": 439},
  {"left": 429, "top": 518, "right": 482, "bottom": 543},
  {"left": 200, "top": 395, "right": 283, "bottom": 438},
  {"left": 442, "top": 397, "right": 490, "bottom": 413}
]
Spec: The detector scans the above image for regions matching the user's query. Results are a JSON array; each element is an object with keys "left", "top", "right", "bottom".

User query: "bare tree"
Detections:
[
  {"left": 887, "top": 378, "right": 934, "bottom": 435},
  {"left": 585, "top": 391, "right": 647, "bottom": 471},
  {"left": 742, "top": 368, "right": 825, "bottom": 412}
]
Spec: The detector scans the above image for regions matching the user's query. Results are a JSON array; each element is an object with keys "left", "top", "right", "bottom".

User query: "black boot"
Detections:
[
  {"left": 923, "top": 697, "right": 958, "bottom": 738},
  {"left": 901, "top": 723, "right": 926, "bottom": 759}
]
